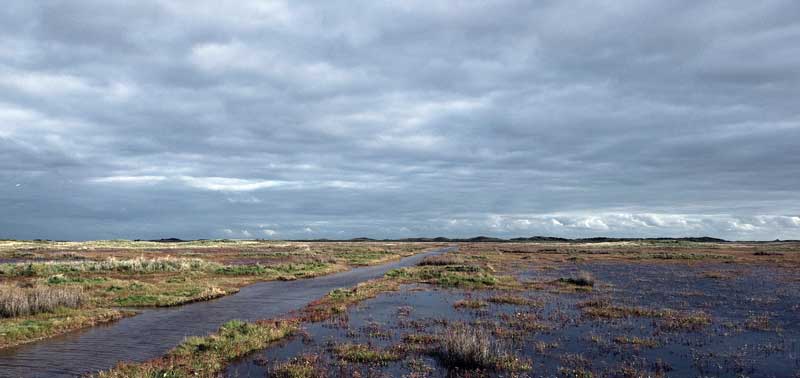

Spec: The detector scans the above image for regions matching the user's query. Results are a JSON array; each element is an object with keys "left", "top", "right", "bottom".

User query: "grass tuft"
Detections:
[
  {"left": 558, "top": 271, "right": 595, "bottom": 287},
  {"left": 435, "top": 323, "right": 531, "bottom": 372},
  {"left": 271, "top": 354, "right": 322, "bottom": 378},
  {"left": 487, "top": 294, "right": 541, "bottom": 306},
  {"left": 0, "top": 258, "right": 222, "bottom": 277},
  {"left": 453, "top": 299, "right": 487, "bottom": 309},
  {"left": 331, "top": 343, "right": 401, "bottom": 364},
  {"left": 0, "top": 284, "right": 85, "bottom": 317}
]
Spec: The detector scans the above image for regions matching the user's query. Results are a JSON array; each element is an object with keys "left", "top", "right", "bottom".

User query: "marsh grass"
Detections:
[
  {"left": 453, "top": 299, "right": 487, "bottom": 309},
  {"left": 0, "top": 307, "right": 127, "bottom": 348},
  {"left": 0, "top": 284, "right": 85, "bottom": 317},
  {"left": 580, "top": 299, "right": 711, "bottom": 330},
  {"left": 301, "top": 279, "right": 399, "bottom": 322},
  {"left": 271, "top": 354, "right": 323, "bottom": 378},
  {"left": 418, "top": 254, "right": 465, "bottom": 266},
  {"left": 99, "top": 319, "right": 297, "bottom": 378},
  {"left": 613, "top": 335, "right": 659, "bottom": 348},
  {"left": 558, "top": 271, "right": 595, "bottom": 287},
  {"left": 744, "top": 313, "right": 779, "bottom": 331},
  {"left": 386, "top": 266, "right": 516, "bottom": 289},
  {"left": 331, "top": 343, "right": 401, "bottom": 364},
  {"left": 214, "top": 262, "right": 332, "bottom": 278},
  {"left": 487, "top": 294, "right": 541, "bottom": 306},
  {"left": 435, "top": 324, "right": 531, "bottom": 372},
  {"left": 0, "top": 257, "right": 222, "bottom": 277},
  {"left": 636, "top": 252, "right": 732, "bottom": 260}
]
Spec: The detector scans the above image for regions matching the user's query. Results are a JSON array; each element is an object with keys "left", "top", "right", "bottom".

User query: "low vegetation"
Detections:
[
  {"left": 558, "top": 271, "right": 595, "bottom": 287},
  {"left": 579, "top": 299, "right": 711, "bottom": 331},
  {"left": 98, "top": 319, "right": 297, "bottom": 378},
  {"left": 434, "top": 324, "right": 531, "bottom": 372},
  {"left": 418, "top": 254, "right": 465, "bottom": 266},
  {"left": 1, "top": 284, "right": 85, "bottom": 317},
  {"left": 270, "top": 354, "right": 322, "bottom": 378},
  {"left": 613, "top": 335, "right": 659, "bottom": 348},
  {"left": 301, "top": 280, "right": 400, "bottom": 322},
  {"left": 0, "top": 257, "right": 222, "bottom": 277},
  {"left": 486, "top": 293, "right": 541, "bottom": 306},
  {"left": 0, "top": 241, "right": 435, "bottom": 349},
  {"left": 453, "top": 299, "right": 487, "bottom": 309},
  {"left": 386, "top": 265, "right": 521, "bottom": 289},
  {"left": 331, "top": 343, "right": 401, "bottom": 364},
  {"left": 7, "top": 240, "right": 800, "bottom": 376},
  {"left": 0, "top": 307, "right": 127, "bottom": 348}
]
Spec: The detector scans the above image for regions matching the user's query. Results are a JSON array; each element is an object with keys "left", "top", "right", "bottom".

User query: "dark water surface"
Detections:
[
  {"left": 0, "top": 246, "right": 454, "bottom": 377},
  {"left": 229, "top": 261, "right": 800, "bottom": 377}
]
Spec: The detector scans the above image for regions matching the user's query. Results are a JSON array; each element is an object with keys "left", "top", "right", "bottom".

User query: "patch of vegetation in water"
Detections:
[
  {"left": 98, "top": 319, "right": 297, "bottom": 378},
  {"left": 434, "top": 324, "right": 532, "bottom": 372},
  {"left": 113, "top": 286, "right": 230, "bottom": 307},
  {"left": 486, "top": 293, "right": 542, "bottom": 306},
  {"left": 385, "top": 265, "right": 518, "bottom": 289},
  {"left": 634, "top": 252, "right": 733, "bottom": 260},
  {"left": 331, "top": 343, "right": 401, "bottom": 364},
  {"left": 558, "top": 271, "right": 596, "bottom": 287}
]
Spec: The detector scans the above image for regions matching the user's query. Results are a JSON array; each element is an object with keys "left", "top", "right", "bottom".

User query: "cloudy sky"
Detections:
[{"left": 1, "top": 1, "right": 799, "bottom": 241}]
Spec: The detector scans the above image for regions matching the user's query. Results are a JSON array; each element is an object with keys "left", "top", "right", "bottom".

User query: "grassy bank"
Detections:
[
  {"left": 0, "top": 241, "right": 436, "bottom": 349},
  {"left": 0, "top": 307, "right": 130, "bottom": 349},
  {"left": 97, "top": 319, "right": 297, "bottom": 378}
]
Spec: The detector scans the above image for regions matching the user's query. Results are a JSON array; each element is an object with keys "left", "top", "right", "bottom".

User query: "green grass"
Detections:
[
  {"left": 334, "top": 250, "right": 393, "bottom": 265},
  {"left": 635, "top": 252, "right": 732, "bottom": 260},
  {"left": 0, "top": 258, "right": 222, "bottom": 277},
  {"left": 385, "top": 266, "right": 516, "bottom": 289},
  {"left": 486, "top": 294, "right": 541, "bottom": 306},
  {"left": 301, "top": 280, "right": 400, "bottom": 322},
  {"left": 114, "top": 286, "right": 230, "bottom": 307},
  {"left": 0, "top": 307, "right": 127, "bottom": 348},
  {"left": 47, "top": 274, "right": 109, "bottom": 285},
  {"left": 331, "top": 343, "right": 401, "bottom": 364},
  {"left": 214, "top": 262, "right": 331, "bottom": 278},
  {"left": 271, "top": 355, "right": 321, "bottom": 378},
  {"left": 98, "top": 319, "right": 297, "bottom": 378}
]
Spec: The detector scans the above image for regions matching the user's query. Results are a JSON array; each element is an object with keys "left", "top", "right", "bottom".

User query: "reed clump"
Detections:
[
  {"left": 435, "top": 323, "right": 531, "bottom": 371},
  {"left": 0, "top": 257, "right": 222, "bottom": 277},
  {"left": 558, "top": 271, "right": 595, "bottom": 287},
  {"left": 0, "top": 284, "right": 86, "bottom": 317}
]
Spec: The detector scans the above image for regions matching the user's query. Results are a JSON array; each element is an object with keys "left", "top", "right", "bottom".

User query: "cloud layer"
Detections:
[{"left": 1, "top": 1, "right": 799, "bottom": 240}]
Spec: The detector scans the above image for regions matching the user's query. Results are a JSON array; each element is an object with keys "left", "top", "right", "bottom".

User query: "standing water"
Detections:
[{"left": 0, "top": 246, "right": 454, "bottom": 377}]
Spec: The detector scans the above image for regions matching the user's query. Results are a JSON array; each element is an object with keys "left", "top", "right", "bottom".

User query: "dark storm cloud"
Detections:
[{"left": 1, "top": 1, "right": 799, "bottom": 240}]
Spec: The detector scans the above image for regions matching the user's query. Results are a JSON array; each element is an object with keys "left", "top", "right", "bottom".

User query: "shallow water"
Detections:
[
  {"left": 0, "top": 246, "right": 454, "bottom": 378},
  {"left": 229, "top": 261, "right": 800, "bottom": 377}
]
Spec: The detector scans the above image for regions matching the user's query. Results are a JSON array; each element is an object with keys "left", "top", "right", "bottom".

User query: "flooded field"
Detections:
[
  {"left": 3, "top": 240, "right": 799, "bottom": 377},
  {"left": 0, "top": 241, "right": 444, "bottom": 377},
  {"left": 225, "top": 244, "right": 800, "bottom": 378}
]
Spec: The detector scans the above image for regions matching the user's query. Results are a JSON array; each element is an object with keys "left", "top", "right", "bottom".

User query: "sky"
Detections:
[{"left": 1, "top": 1, "right": 799, "bottom": 241}]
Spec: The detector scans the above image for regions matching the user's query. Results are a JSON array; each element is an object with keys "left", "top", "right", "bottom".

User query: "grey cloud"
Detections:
[{"left": 1, "top": 1, "right": 799, "bottom": 240}]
